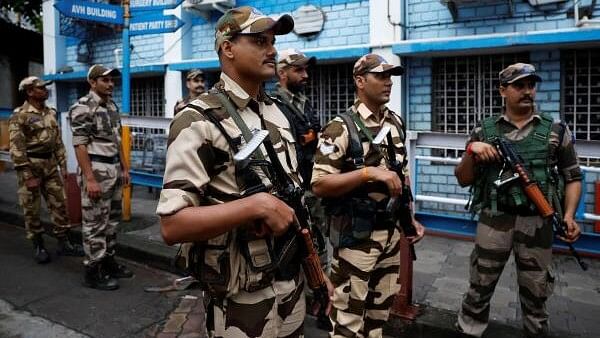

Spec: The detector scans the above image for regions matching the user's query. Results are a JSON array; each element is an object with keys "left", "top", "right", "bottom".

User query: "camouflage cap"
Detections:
[
  {"left": 499, "top": 63, "right": 542, "bottom": 85},
  {"left": 18, "top": 76, "right": 53, "bottom": 92},
  {"left": 214, "top": 6, "right": 294, "bottom": 51},
  {"left": 353, "top": 54, "right": 404, "bottom": 77},
  {"left": 87, "top": 64, "right": 121, "bottom": 81},
  {"left": 186, "top": 69, "right": 204, "bottom": 80},
  {"left": 277, "top": 48, "right": 316, "bottom": 68}
]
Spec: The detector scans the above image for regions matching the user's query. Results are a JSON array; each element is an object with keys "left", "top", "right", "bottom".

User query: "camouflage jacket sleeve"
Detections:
[
  {"left": 69, "top": 102, "right": 94, "bottom": 146},
  {"left": 8, "top": 110, "right": 33, "bottom": 179},
  {"left": 554, "top": 123, "right": 582, "bottom": 182},
  {"left": 156, "top": 107, "right": 214, "bottom": 216},
  {"left": 467, "top": 123, "right": 484, "bottom": 147},
  {"left": 51, "top": 109, "right": 67, "bottom": 169},
  {"left": 311, "top": 117, "right": 349, "bottom": 185}
]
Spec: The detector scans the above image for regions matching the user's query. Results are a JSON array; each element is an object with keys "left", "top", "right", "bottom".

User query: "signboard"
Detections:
[
  {"left": 130, "top": 13, "right": 184, "bottom": 36},
  {"left": 54, "top": 0, "right": 123, "bottom": 25},
  {"left": 131, "top": 0, "right": 184, "bottom": 12}
]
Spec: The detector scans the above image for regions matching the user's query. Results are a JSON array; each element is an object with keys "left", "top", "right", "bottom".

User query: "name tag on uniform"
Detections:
[{"left": 319, "top": 143, "right": 335, "bottom": 155}]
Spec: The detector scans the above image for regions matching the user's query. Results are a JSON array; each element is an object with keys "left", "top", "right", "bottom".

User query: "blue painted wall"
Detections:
[
  {"left": 190, "top": 0, "right": 369, "bottom": 60},
  {"left": 405, "top": 1, "right": 599, "bottom": 228}
]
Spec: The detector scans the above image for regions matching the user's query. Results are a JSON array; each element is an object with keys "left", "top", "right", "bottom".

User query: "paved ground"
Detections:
[{"left": 1, "top": 168, "right": 599, "bottom": 337}]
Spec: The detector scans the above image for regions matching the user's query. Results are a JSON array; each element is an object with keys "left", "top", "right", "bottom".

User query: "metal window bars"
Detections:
[{"left": 306, "top": 62, "right": 356, "bottom": 126}]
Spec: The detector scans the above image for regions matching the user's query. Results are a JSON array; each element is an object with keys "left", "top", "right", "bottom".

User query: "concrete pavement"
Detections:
[{"left": 1, "top": 167, "right": 599, "bottom": 337}]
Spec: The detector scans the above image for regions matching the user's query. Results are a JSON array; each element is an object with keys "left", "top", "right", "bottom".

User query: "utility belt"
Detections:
[
  {"left": 27, "top": 151, "right": 53, "bottom": 159},
  {"left": 326, "top": 197, "right": 396, "bottom": 248},
  {"left": 89, "top": 154, "right": 120, "bottom": 164}
]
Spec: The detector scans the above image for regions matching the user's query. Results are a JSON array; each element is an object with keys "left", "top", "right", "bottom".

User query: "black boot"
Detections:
[
  {"left": 83, "top": 264, "right": 119, "bottom": 291},
  {"left": 103, "top": 256, "right": 133, "bottom": 279},
  {"left": 32, "top": 234, "right": 51, "bottom": 264},
  {"left": 56, "top": 233, "right": 84, "bottom": 257}
]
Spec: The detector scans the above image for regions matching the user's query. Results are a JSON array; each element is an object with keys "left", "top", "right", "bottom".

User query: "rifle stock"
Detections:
[{"left": 494, "top": 138, "right": 588, "bottom": 271}]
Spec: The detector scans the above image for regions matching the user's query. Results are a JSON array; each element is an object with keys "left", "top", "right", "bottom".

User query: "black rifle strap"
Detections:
[
  {"left": 338, "top": 111, "right": 365, "bottom": 168},
  {"left": 186, "top": 103, "right": 239, "bottom": 153}
]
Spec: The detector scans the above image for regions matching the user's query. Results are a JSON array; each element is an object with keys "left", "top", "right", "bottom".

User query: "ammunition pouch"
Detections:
[
  {"left": 328, "top": 197, "right": 383, "bottom": 248},
  {"left": 188, "top": 240, "right": 231, "bottom": 299}
]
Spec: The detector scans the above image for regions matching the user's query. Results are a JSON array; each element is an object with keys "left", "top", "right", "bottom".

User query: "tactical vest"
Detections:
[
  {"left": 324, "top": 110, "right": 407, "bottom": 247},
  {"left": 183, "top": 91, "right": 300, "bottom": 298},
  {"left": 469, "top": 114, "right": 562, "bottom": 216}
]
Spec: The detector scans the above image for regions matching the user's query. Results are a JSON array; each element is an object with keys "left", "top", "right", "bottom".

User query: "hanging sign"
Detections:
[
  {"left": 54, "top": 0, "right": 124, "bottom": 25},
  {"left": 130, "top": 13, "right": 184, "bottom": 36}
]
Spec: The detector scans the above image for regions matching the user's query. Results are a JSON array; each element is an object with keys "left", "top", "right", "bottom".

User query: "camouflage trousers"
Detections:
[
  {"left": 207, "top": 276, "right": 306, "bottom": 338},
  {"left": 329, "top": 228, "right": 401, "bottom": 338},
  {"left": 458, "top": 213, "right": 555, "bottom": 338},
  {"left": 78, "top": 162, "right": 122, "bottom": 266},
  {"left": 16, "top": 158, "right": 71, "bottom": 239}
]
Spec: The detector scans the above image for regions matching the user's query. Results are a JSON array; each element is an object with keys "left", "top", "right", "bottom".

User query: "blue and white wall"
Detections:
[{"left": 398, "top": 0, "right": 600, "bottom": 227}]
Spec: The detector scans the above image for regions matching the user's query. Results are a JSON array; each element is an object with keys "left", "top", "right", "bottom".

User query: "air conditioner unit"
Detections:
[
  {"left": 183, "top": 0, "right": 235, "bottom": 19},
  {"left": 528, "top": 0, "right": 567, "bottom": 5}
]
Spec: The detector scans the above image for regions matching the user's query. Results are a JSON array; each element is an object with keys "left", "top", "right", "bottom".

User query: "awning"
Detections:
[{"left": 44, "top": 64, "right": 167, "bottom": 81}]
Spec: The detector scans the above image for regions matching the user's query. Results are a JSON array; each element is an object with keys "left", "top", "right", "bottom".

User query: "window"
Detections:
[
  {"left": 130, "top": 77, "right": 165, "bottom": 173},
  {"left": 431, "top": 53, "right": 529, "bottom": 157},
  {"left": 306, "top": 63, "right": 356, "bottom": 125}
]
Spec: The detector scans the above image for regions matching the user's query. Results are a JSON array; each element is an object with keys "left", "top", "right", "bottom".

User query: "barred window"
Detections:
[
  {"left": 431, "top": 53, "right": 529, "bottom": 157},
  {"left": 562, "top": 49, "right": 600, "bottom": 142},
  {"left": 306, "top": 63, "right": 356, "bottom": 125},
  {"left": 130, "top": 76, "right": 165, "bottom": 152}
]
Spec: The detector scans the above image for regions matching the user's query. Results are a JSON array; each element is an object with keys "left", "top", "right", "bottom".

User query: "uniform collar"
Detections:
[
  {"left": 20, "top": 101, "right": 47, "bottom": 114},
  {"left": 275, "top": 83, "right": 307, "bottom": 104},
  {"left": 88, "top": 90, "right": 109, "bottom": 106},
  {"left": 218, "top": 73, "right": 272, "bottom": 110},
  {"left": 354, "top": 99, "right": 389, "bottom": 122},
  {"left": 496, "top": 112, "right": 541, "bottom": 128}
]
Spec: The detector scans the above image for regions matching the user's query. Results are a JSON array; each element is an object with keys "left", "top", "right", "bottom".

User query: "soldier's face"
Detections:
[
  {"left": 281, "top": 65, "right": 309, "bottom": 92},
  {"left": 90, "top": 76, "right": 115, "bottom": 98},
  {"left": 358, "top": 72, "right": 393, "bottom": 105},
  {"left": 500, "top": 77, "right": 537, "bottom": 112},
  {"left": 230, "top": 31, "right": 278, "bottom": 81},
  {"left": 28, "top": 85, "right": 49, "bottom": 101},
  {"left": 186, "top": 76, "right": 205, "bottom": 96}
]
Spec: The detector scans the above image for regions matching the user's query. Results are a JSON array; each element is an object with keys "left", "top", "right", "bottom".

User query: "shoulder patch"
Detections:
[{"left": 191, "top": 93, "right": 223, "bottom": 110}]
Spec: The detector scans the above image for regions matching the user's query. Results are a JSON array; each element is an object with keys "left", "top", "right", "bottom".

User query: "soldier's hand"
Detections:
[
  {"left": 122, "top": 169, "right": 131, "bottom": 186},
  {"left": 365, "top": 167, "right": 402, "bottom": 197},
  {"left": 408, "top": 218, "right": 426, "bottom": 244},
  {"left": 469, "top": 142, "right": 502, "bottom": 163},
  {"left": 252, "top": 193, "right": 295, "bottom": 236},
  {"left": 86, "top": 178, "right": 102, "bottom": 200},
  {"left": 25, "top": 177, "right": 40, "bottom": 191},
  {"left": 560, "top": 216, "right": 581, "bottom": 243}
]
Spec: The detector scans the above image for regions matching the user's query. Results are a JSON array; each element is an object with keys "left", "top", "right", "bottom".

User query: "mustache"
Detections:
[
  {"left": 264, "top": 58, "right": 276, "bottom": 64},
  {"left": 520, "top": 96, "right": 533, "bottom": 101}
]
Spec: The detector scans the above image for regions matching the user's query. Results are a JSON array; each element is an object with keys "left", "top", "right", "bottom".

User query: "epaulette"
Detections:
[{"left": 186, "top": 93, "right": 223, "bottom": 112}]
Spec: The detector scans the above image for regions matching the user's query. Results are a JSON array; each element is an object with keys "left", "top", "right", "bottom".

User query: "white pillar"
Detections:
[
  {"left": 163, "top": 5, "right": 192, "bottom": 119},
  {"left": 369, "top": 0, "right": 403, "bottom": 114},
  {"left": 43, "top": 0, "right": 66, "bottom": 110}
]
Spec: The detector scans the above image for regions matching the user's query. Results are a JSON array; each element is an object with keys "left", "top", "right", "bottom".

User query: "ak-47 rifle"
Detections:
[
  {"left": 493, "top": 138, "right": 588, "bottom": 271},
  {"left": 372, "top": 127, "right": 418, "bottom": 260},
  {"left": 233, "top": 130, "right": 329, "bottom": 314}
]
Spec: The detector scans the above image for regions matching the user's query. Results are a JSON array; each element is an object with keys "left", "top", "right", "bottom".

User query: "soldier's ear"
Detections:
[
  {"left": 499, "top": 84, "right": 507, "bottom": 98},
  {"left": 354, "top": 75, "right": 365, "bottom": 90},
  {"left": 220, "top": 40, "right": 235, "bottom": 60}
]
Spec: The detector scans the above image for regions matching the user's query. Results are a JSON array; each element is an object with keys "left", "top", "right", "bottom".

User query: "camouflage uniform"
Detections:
[
  {"left": 9, "top": 101, "right": 71, "bottom": 239},
  {"left": 457, "top": 113, "right": 582, "bottom": 338},
  {"left": 174, "top": 69, "right": 206, "bottom": 116},
  {"left": 313, "top": 93, "right": 408, "bottom": 337},
  {"left": 157, "top": 71, "right": 306, "bottom": 337},
  {"left": 69, "top": 90, "right": 123, "bottom": 266}
]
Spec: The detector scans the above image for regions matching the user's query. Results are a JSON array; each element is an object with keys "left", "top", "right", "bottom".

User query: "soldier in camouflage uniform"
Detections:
[
  {"left": 157, "top": 7, "right": 332, "bottom": 337},
  {"left": 174, "top": 69, "right": 206, "bottom": 116},
  {"left": 70, "top": 65, "right": 133, "bottom": 291},
  {"left": 455, "top": 63, "right": 583, "bottom": 338},
  {"left": 272, "top": 48, "right": 331, "bottom": 330},
  {"left": 9, "top": 76, "right": 84, "bottom": 264},
  {"left": 312, "top": 54, "right": 425, "bottom": 338}
]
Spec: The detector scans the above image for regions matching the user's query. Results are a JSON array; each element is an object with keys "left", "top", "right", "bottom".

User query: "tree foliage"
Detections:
[{"left": 1, "top": 0, "right": 43, "bottom": 31}]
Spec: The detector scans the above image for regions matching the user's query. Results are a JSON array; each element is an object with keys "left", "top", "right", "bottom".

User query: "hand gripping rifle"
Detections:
[
  {"left": 372, "top": 127, "right": 418, "bottom": 260},
  {"left": 234, "top": 130, "right": 329, "bottom": 314},
  {"left": 493, "top": 138, "right": 588, "bottom": 271}
]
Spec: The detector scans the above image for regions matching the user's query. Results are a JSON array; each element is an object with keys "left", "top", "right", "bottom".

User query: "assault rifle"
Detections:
[
  {"left": 493, "top": 138, "right": 588, "bottom": 271},
  {"left": 234, "top": 130, "right": 330, "bottom": 314},
  {"left": 372, "top": 127, "right": 418, "bottom": 260}
]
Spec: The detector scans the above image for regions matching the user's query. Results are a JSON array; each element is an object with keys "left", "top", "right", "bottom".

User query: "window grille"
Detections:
[
  {"left": 431, "top": 53, "right": 529, "bottom": 157},
  {"left": 562, "top": 49, "right": 600, "bottom": 166},
  {"left": 306, "top": 63, "right": 356, "bottom": 125},
  {"left": 130, "top": 76, "right": 165, "bottom": 152}
]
